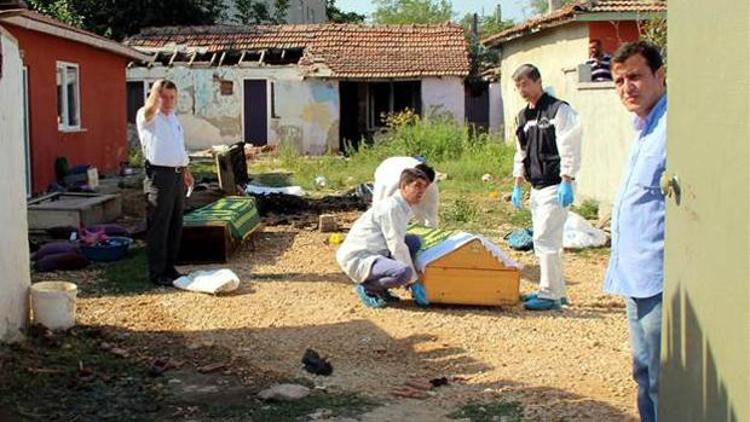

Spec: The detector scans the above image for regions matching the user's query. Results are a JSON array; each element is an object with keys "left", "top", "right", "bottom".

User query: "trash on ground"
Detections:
[
  {"left": 198, "top": 362, "right": 227, "bottom": 374},
  {"left": 318, "top": 214, "right": 337, "bottom": 233},
  {"left": 504, "top": 227, "right": 534, "bottom": 251},
  {"left": 302, "top": 348, "right": 333, "bottom": 376},
  {"left": 429, "top": 377, "right": 449, "bottom": 387},
  {"left": 258, "top": 384, "right": 311, "bottom": 401},
  {"left": 563, "top": 211, "right": 608, "bottom": 249},
  {"left": 245, "top": 183, "right": 305, "bottom": 197},
  {"left": 173, "top": 269, "right": 240, "bottom": 294}
]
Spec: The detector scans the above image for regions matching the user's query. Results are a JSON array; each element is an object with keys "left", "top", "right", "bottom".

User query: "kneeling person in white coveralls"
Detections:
[
  {"left": 372, "top": 156, "right": 439, "bottom": 228},
  {"left": 510, "top": 64, "right": 583, "bottom": 311},
  {"left": 336, "top": 168, "right": 431, "bottom": 308}
]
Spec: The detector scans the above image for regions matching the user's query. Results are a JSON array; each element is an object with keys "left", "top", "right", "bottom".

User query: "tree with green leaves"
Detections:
[
  {"left": 459, "top": 8, "right": 512, "bottom": 39},
  {"left": 641, "top": 15, "right": 667, "bottom": 63},
  {"left": 526, "top": 0, "right": 576, "bottom": 16},
  {"left": 372, "top": 0, "right": 453, "bottom": 25},
  {"left": 27, "top": 0, "right": 83, "bottom": 27},
  {"left": 27, "top": 0, "right": 225, "bottom": 40},
  {"left": 235, "top": 0, "right": 290, "bottom": 25},
  {"left": 326, "top": 0, "right": 365, "bottom": 24}
]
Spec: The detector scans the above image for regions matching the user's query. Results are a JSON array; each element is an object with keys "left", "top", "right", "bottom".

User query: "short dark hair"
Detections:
[
  {"left": 512, "top": 64, "right": 541, "bottom": 82},
  {"left": 161, "top": 79, "right": 178, "bottom": 91},
  {"left": 612, "top": 41, "right": 663, "bottom": 73},
  {"left": 415, "top": 163, "right": 435, "bottom": 183},
  {"left": 399, "top": 168, "right": 430, "bottom": 188}
]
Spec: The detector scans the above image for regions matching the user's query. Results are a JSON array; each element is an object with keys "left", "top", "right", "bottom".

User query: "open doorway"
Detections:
[{"left": 339, "top": 80, "right": 421, "bottom": 151}]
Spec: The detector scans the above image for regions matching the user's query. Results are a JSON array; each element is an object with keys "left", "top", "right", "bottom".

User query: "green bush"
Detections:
[{"left": 274, "top": 110, "right": 514, "bottom": 192}]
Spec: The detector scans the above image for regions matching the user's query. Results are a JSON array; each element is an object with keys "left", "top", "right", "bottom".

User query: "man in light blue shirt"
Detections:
[{"left": 604, "top": 42, "right": 666, "bottom": 422}]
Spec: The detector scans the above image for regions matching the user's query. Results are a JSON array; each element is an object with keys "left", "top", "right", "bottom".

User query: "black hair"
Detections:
[
  {"left": 161, "top": 79, "right": 178, "bottom": 91},
  {"left": 612, "top": 41, "right": 664, "bottom": 73},
  {"left": 399, "top": 168, "right": 430, "bottom": 188},
  {"left": 415, "top": 163, "right": 435, "bottom": 183}
]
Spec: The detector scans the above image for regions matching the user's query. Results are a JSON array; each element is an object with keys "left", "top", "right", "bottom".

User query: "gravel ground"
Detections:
[{"left": 39, "top": 210, "right": 636, "bottom": 421}]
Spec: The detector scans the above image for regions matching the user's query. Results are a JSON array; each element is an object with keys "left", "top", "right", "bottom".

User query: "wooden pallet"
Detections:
[{"left": 27, "top": 192, "right": 122, "bottom": 230}]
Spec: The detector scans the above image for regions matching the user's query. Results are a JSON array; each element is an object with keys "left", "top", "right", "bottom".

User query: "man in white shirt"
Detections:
[
  {"left": 336, "top": 168, "right": 431, "bottom": 308},
  {"left": 372, "top": 156, "right": 439, "bottom": 227},
  {"left": 510, "top": 64, "right": 583, "bottom": 311},
  {"left": 136, "top": 80, "right": 194, "bottom": 286}
]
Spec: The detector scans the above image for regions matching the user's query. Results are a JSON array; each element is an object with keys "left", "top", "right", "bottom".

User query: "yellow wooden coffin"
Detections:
[{"left": 410, "top": 226, "right": 520, "bottom": 307}]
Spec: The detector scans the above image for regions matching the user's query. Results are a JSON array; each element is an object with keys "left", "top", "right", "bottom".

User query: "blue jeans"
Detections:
[
  {"left": 362, "top": 235, "right": 421, "bottom": 294},
  {"left": 626, "top": 293, "right": 662, "bottom": 422}
]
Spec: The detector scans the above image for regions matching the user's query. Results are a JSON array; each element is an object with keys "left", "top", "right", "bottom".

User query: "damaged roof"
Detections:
[
  {"left": 0, "top": 8, "right": 149, "bottom": 61},
  {"left": 124, "top": 23, "right": 471, "bottom": 79},
  {"left": 483, "top": 0, "right": 666, "bottom": 46}
]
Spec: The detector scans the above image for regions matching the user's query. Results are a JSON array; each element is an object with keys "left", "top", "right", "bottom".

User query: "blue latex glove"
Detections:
[
  {"left": 557, "top": 181, "right": 574, "bottom": 208},
  {"left": 410, "top": 282, "right": 430, "bottom": 307},
  {"left": 511, "top": 185, "right": 523, "bottom": 209}
]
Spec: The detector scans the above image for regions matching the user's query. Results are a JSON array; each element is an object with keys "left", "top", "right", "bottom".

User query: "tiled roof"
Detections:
[
  {"left": 125, "top": 23, "right": 471, "bottom": 79},
  {"left": 483, "top": 0, "right": 666, "bottom": 46},
  {"left": 0, "top": 8, "right": 149, "bottom": 60}
]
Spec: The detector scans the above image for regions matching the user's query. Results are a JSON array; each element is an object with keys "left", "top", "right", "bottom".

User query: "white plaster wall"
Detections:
[
  {"left": 127, "top": 66, "right": 340, "bottom": 153},
  {"left": 0, "top": 28, "right": 31, "bottom": 343},
  {"left": 496, "top": 24, "right": 637, "bottom": 210},
  {"left": 488, "top": 81, "right": 503, "bottom": 134},
  {"left": 498, "top": 23, "right": 590, "bottom": 141},
  {"left": 564, "top": 76, "right": 636, "bottom": 211},
  {"left": 421, "top": 77, "right": 465, "bottom": 124},
  {"left": 272, "top": 78, "right": 339, "bottom": 154}
]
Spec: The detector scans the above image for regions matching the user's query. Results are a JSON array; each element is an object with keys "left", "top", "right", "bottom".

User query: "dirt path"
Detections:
[{"left": 65, "top": 210, "right": 637, "bottom": 421}]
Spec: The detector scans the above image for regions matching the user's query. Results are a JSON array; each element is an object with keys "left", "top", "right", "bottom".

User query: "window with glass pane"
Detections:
[
  {"left": 66, "top": 66, "right": 79, "bottom": 126},
  {"left": 56, "top": 67, "right": 64, "bottom": 125},
  {"left": 56, "top": 62, "right": 80, "bottom": 130}
]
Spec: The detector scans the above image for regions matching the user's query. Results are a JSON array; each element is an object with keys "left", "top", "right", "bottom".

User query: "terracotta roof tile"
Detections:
[
  {"left": 483, "top": 0, "right": 666, "bottom": 46},
  {"left": 125, "top": 23, "right": 470, "bottom": 78}
]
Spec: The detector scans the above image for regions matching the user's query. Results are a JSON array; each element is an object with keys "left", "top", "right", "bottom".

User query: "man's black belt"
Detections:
[{"left": 145, "top": 161, "right": 186, "bottom": 173}]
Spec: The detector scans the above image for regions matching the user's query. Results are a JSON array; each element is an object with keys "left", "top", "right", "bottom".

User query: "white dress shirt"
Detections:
[
  {"left": 372, "top": 156, "right": 439, "bottom": 227},
  {"left": 336, "top": 192, "right": 418, "bottom": 284},
  {"left": 136, "top": 108, "right": 189, "bottom": 167}
]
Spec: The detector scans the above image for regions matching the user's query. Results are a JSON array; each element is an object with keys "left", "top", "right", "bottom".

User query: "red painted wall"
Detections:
[
  {"left": 3, "top": 24, "right": 129, "bottom": 193},
  {"left": 588, "top": 21, "right": 642, "bottom": 57}
]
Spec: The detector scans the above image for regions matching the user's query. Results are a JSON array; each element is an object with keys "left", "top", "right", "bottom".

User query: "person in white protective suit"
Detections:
[
  {"left": 509, "top": 63, "right": 583, "bottom": 311},
  {"left": 372, "top": 156, "right": 439, "bottom": 228},
  {"left": 337, "top": 168, "right": 432, "bottom": 308}
]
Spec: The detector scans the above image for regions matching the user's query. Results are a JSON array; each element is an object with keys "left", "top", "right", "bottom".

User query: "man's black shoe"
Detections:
[
  {"left": 151, "top": 276, "right": 174, "bottom": 287},
  {"left": 165, "top": 268, "right": 184, "bottom": 280}
]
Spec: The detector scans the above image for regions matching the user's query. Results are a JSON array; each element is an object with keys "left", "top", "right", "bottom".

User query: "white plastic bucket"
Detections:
[{"left": 30, "top": 281, "right": 77, "bottom": 330}]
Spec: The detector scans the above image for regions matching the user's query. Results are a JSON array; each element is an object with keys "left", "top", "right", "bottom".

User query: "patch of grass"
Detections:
[
  {"left": 441, "top": 197, "right": 480, "bottom": 224},
  {"left": 449, "top": 401, "right": 524, "bottom": 422},
  {"left": 249, "top": 171, "right": 295, "bottom": 187},
  {"left": 128, "top": 146, "right": 144, "bottom": 168},
  {"left": 0, "top": 326, "right": 163, "bottom": 421},
  {"left": 206, "top": 392, "right": 378, "bottom": 421},
  {"left": 189, "top": 160, "right": 217, "bottom": 181},
  {"left": 93, "top": 247, "right": 155, "bottom": 295},
  {"left": 508, "top": 208, "right": 532, "bottom": 228},
  {"left": 571, "top": 198, "right": 599, "bottom": 221}
]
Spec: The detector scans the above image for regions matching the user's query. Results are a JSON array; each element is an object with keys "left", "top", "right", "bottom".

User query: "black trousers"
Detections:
[{"left": 144, "top": 166, "right": 185, "bottom": 281}]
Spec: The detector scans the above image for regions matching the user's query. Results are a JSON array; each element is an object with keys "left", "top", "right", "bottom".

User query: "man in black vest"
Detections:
[{"left": 510, "top": 64, "right": 582, "bottom": 311}]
